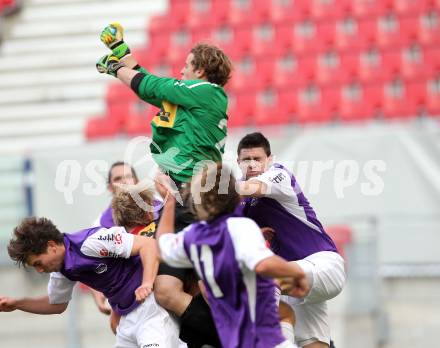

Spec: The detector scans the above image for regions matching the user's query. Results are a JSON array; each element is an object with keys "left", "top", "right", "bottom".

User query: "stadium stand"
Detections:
[{"left": 85, "top": 0, "right": 440, "bottom": 139}]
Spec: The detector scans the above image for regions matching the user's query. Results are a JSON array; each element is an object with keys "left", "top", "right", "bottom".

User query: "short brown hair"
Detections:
[
  {"left": 191, "top": 43, "right": 232, "bottom": 86},
  {"left": 112, "top": 189, "right": 155, "bottom": 228},
  {"left": 188, "top": 162, "right": 240, "bottom": 220},
  {"left": 8, "top": 217, "right": 64, "bottom": 267}
]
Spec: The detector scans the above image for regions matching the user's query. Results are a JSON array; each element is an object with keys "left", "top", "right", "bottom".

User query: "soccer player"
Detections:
[
  {"left": 94, "top": 161, "right": 139, "bottom": 228},
  {"left": 0, "top": 189, "right": 180, "bottom": 348},
  {"left": 155, "top": 162, "right": 309, "bottom": 348},
  {"left": 96, "top": 23, "right": 233, "bottom": 346},
  {"left": 236, "top": 132, "right": 346, "bottom": 348}
]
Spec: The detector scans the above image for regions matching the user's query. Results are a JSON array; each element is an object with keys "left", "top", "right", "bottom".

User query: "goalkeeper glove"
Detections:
[
  {"left": 96, "top": 54, "right": 124, "bottom": 77},
  {"left": 100, "top": 22, "right": 131, "bottom": 59}
]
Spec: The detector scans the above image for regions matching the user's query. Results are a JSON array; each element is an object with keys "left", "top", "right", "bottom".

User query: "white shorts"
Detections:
[
  {"left": 114, "top": 294, "right": 180, "bottom": 348},
  {"left": 281, "top": 251, "right": 346, "bottom": 347}
]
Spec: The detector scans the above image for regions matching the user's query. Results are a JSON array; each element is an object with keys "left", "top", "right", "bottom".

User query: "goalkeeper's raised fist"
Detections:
[
  {"left": 100, "top": 22, "right": 131, "bottom": 59},
  {"left": 96, "top": 54, "right": 124, "bottom": 77}
]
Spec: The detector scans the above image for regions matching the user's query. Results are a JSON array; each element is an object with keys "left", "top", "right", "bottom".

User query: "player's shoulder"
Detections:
[
  {"left": 175, "top": 79, "right": 222, "bottom": 91},
  {"left": 261, "top": 164, "right": 291, "bottom": 183},
  {"left": 226, "top": 216, "right": 260, "bottom": 233}
]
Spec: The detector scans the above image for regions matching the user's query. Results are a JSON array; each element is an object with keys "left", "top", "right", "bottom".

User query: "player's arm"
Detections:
[
  {"left": 236, "top": 179, "right": 268, "bottom": 198},
  {"left": 130, "top": 234, "right": 160, "bottom": 301},
  {"left": 0, "top": 295, "right": 68, "bottom": 314},
  {"left": 229, "top": 217, "right": 309, "bottom": 298},
  {"left": 90, "top": 289, "right": 111, "bottom": 315}
]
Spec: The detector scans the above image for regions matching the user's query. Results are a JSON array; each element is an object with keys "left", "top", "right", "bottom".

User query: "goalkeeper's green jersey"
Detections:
[{"left": 133, "top": 68, "right": 228, "bottom": 182}]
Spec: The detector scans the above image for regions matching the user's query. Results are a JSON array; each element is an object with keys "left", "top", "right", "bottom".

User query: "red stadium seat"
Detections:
[
  {"left": 357, "top": 48, "right": 400, "bottom": 83},
  {"left": 277, "top": 20, "right": 334, "bottom": 55},
  {"left": 255, "top": 88, "right": 292, "bottom": 126},
  {"left": 375, "top": 13, "right": 417, "bottom": 49},
  {"left": 270, "top": 0, "right": 309, "bottom": 23},
  {"left": 399, "top": 44, "right": 435, "bottom": 80},
  {"left": 393, "top": 0, "right": 432, "bottom": 15},
  {"left": 227, "top": 92, "right": 255, "bottom": 127},
  {"left": 418, "top": 10, "right": 440, "bottom": 46},
  {"left": 273, "top": 53, "right": 315, "bottom": 88},
  {"left": 426, "top": 76, "right": 440, "bottom": 116},
  {"left": 85, "top": 117, "right": 120, "bottom": 140},
  {"left": 310, "top": 0, "right": 352, "bottom": 20},
  {"left": 338, "top": 83, "right": 381, "bottom": 121},
  {"left": 381, "top": 79, "right": 422, "bottom": 118},
  {"left": 352, "top": 0, "right": 393, "bottom": 18},
  {"left": 325, "top": 225, "right": 352, "bottom": 259},
  {"left": 296, "top": 85, "right": 338, "bottom": 123},
  {"left": 316, "top": 50, "right": 357, "bottom": 85},
  {"left": 334, "top": 17, "right": 376, "bottom": 51},
  {"left": 212, "top": 26, "right": 252, "bottom": 59}
]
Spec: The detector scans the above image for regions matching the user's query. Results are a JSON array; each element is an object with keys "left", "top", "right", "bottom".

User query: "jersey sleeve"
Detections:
[
  {"left": 134, "top": 66, "right": 163, "bottom": 108},
  {"left": 136, "top": 72, "right": 215, "bottom": 109},
  {"left": 80, "top": 227, "right": 134, "bottom": 259},
  {"left": 47, "top": 272, "right": 76, "bottom": 304},
  {"left": 252, "top": 167, "right": 293, "bottom": 201},
  {"left": 227, "top": 217, "right": 274, "bottom": 271},
  {"left": 158, "top": 229, "right": 193, "bottom": 268}
]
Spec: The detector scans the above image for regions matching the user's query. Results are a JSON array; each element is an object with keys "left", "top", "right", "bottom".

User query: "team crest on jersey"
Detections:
[{"left": 95, "top": 263, "right": 108, "bottom": 274}]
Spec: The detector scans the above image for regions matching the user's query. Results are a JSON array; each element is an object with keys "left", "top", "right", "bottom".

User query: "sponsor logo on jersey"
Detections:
[
  {"left": 95, "top": 263, "right": 108, "bottom": 274},
  {"left": 270, "top": 172, "right": 286, "bottom": 184}
]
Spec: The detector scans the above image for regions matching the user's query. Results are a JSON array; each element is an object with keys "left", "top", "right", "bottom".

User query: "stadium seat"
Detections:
[
  {"left": 85, "top": 117, "right": 120, "bottom": 140},
  {"left": 325, "top": 225, "right": 352, "bottom": 259},
  {"left": 400, "top": 44, "right": 434, "bottom": 80},
  {"left": 338, "top": 83, "right": 381, "bottom": 121},
  {"left": 227, "top": 92, "right": 255, "bottom": 127},
  {"left": 334, "top": 17, "right": 376, "bottom": 51},
  {"left": 375, "top": 13, "right": 416, "bottom": 49},
  {"left": 270, "top": 0, "right": 309, "bottom": 23},
  {"left": 418, "top": 10, "right": 440, "bottom": 46},
  {"left": 227, "top": 56, "right": 257, "bottom": 93},
  {"left": 425, "top": 47, "right": 440, "bottom": 74},
  {"left": 381, "top": 79, "right": 421, "bottom": 118},
  {"left": 316, "top": 50, "right": 357, "bottom": 85},
  {"left": 310, "top": 0, "right": 352, "bottom": 20},
  {"left": 251, "top": 23, "right": 279, "bottom": 58},
  {"left": 393, "top": 0, "right": 432, "bottom": 15},
  {"left": 273, "top": 53, "right": 315, "bottom": 88},
  {"left": 212, "top": 26, "right": 252, "bottom": 59},
  {"left": 426, "top": 76, "right": 440, "bottom": 116},
  {"left": 255, "top": 88, "right": 292, "bottom": 126},
  {"left": 295, "top": 85, "right": 338, "bottom": 123},
  {"left": 106, "top": 84, "right": 137, "bottom": 127},
  {"left": 277, "top": 20, "right": 334, "bottom": 55},
  {"left": 352, "top": 0, "right": 393, "bottom": 18},
  {"left": 357, "top": 49, "right": 400, "bottom": 83}
]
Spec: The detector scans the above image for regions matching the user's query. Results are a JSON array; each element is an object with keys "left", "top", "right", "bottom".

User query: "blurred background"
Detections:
[{"left": 1, "top": 0, "right": 439, "bottom": 347}]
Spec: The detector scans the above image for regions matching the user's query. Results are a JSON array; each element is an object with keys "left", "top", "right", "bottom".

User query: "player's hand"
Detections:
[
  {"left": 0, "top": 296, "right": 18, "bottom": 312},
  {"left": 100, "top": 22, "right": 131, "bottom": 59},
  {"left": 134, "top": 283, "right": 153, "bottom": 302},
  {"left": 96, "top": 54, "right": 124, "bottom": 77},
  {"left": 94, "top": 293, "right": 111, "bottom": 315},
  {"left": 276, "top": 274, "right": 310, "bottom": 298},
  {"left": 261, "top": 227, "right": 275, "bottom": 241}
]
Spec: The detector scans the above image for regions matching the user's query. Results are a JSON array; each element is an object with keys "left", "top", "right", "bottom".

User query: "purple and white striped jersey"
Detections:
[
  {"left": 239, "top": 163, "right": 337, "bottom": 261},
  {"left": 47, "top": 226, "right": 144, "bottom": 316},
  {"left": 159, "top": 214, "right": 287, "bottom": 348}
]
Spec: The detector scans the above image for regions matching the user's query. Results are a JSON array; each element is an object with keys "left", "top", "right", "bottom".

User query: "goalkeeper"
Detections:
[{"left": 97, "top": 23, "right": 232, "bottom": 347}]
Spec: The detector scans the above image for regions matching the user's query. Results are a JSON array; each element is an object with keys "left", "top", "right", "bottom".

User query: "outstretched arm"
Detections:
[
  {"left": 255, "top": 256, "right": 309, "bottom": 298},
  {"left": 0, "top": 295, "right": 68, "bottom": 315},
  {"left": 130, "top": 235, "right": 160, "bottom": 302}
]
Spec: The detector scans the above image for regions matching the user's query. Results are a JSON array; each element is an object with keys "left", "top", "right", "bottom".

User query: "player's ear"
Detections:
[{"left": 195, "top": 68, "right": 205, "bottom": 79}]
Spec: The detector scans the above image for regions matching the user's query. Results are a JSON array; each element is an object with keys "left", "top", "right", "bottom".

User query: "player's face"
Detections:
[
  {"left": 109, "top": 164, "right": 137, "bottom": 194},
  {"left": 237, "top": 147, "right": 272, "bottom": 179},
  {"left": 181, "top": 53, "right": 203, "bottom": 80},
  {"left": 27, "top": 242, "right": 63, "bottom": 273}
]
